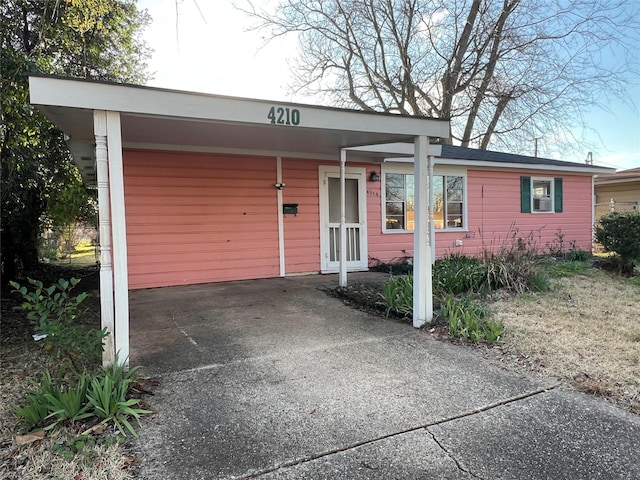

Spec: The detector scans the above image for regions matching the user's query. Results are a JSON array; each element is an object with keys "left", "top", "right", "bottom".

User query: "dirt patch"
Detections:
[{"left": 331, "top": 283, "right": 389, "bottom": 317}]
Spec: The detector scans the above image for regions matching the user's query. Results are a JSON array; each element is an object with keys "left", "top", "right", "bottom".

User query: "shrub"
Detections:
[
  {"left": 440, "top": 295, "right": 504, "bottom": 344},
  {"left": 10, "top": 277, "right": 109, "bottom": 368},
  {"left": 433, "top": 254, "right": 487, "bottom": 295},
  {"left": 594, "top": 211, "right": 640, "bottom": 270}
]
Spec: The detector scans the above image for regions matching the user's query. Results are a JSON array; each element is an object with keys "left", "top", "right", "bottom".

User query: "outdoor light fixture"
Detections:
[
  {"left": 274, "top": 182, "right": 286, "bottom": 190},
  {"left": 369, "top": 171, "right": 380, "bottom": 182}
]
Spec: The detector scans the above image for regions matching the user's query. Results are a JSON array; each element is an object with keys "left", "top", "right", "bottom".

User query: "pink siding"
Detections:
[
  {"left": 280, "top": 159, "right": 377, "bottom": 274},
  {"left": 124, "top": 149, "right": 594, "bottom": 289},
  {"left": 281, "top": 158, "right": 323, "bottom": 273},
  {"left": 368, "top": 169, "right": 594, "bottom": 263},
  {"left": 124, "top": 150, "right": 280, "bottom": 289},
  {"left": 365, "top": 167, "right": 415, "bottom": 265}
]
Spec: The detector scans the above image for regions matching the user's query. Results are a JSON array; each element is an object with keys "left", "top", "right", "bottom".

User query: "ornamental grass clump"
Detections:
[
  {"left": 481, "top": 227, "right": 544, "bottom": 293},
  {"left": 14, "top": 361, "right": 151, "bottom": 437},
  {"left": 440, "top": 295, "right": 504, "bottom": 344},
  {"left": 86, "top": 362, "right": 151, "bottom": 437},
  {"left": 433, "top": 254, "right": 487, "bottom": 296},
  {"left": 379, "top": 274, "right": 413, "bottom": 318}
]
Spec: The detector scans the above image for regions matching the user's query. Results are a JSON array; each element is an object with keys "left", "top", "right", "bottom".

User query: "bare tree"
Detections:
[{"left": 242, "top": 0, "right": 638, "bottom": 153}]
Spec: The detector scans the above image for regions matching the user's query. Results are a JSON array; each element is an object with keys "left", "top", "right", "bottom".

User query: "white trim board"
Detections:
[{"left": 29, "top": 76, "right": 450, "bottom": 138}]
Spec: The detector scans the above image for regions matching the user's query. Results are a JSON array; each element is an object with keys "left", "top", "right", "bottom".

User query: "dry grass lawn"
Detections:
[{"left": 488, "top": 269, "right": 640, "bottom": 413}]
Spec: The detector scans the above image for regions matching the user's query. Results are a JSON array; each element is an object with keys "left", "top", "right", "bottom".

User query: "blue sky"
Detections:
[{"left": 138, "top": 0, "right": 639, "bottom": 171}]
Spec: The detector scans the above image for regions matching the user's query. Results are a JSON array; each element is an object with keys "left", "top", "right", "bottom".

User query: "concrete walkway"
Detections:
[{"left": 129, "top": 275, "right": 640, "bottom": 480}]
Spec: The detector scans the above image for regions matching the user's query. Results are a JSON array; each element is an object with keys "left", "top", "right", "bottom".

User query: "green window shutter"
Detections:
[
  {"left": 520, "top": 176, "right": 531, "bottom": 213},
  {"left": 554, "top": 177, "right": 563, "bottom": 213}
]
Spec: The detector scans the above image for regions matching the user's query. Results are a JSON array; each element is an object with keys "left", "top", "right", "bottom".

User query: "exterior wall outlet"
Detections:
[{"left": 455, "top": 239, "right": 463, "bottom": 247}]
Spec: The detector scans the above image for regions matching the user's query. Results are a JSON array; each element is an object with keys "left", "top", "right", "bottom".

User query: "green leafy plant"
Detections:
[
  {"left": 85, "top": 362, "right": 152, "bottom": 437},
  {"left": 14, "top": 370, "right": 60, "bottom": 427},
  {"left": 43, "top": 372, "right": 93, "bottom": 430},
  {"left": 14, "top": 370, "right": 92, "bottom": 430},
  {"left": 440, "top": 295, "right": 503, "bottom": 344},
  {"left": 14, "top": 393, "right": 51, "bottom": 427},
  {"left": 594, "top": 211, "right": 640, "bottom": 273},
  {"left": 51, "top": 433, "right": 122, "bottom": 465},
  {"left": 379, "top": 274, "right": 413, "bottom": 318},
  {"left": 10, "top": 277, "right": 109, "bottom": 367},
  {"left": 15, "top": 363, "right": 152, "bottom": 437}
]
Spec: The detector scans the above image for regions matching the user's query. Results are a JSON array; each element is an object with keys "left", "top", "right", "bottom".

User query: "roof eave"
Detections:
[{"left": 440, "top": 158, "right": 614, "bottom": 174}]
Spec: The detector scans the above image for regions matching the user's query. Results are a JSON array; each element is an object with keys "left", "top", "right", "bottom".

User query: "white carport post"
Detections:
[
  {"left": 428, "top": 153, "right": 436, "bottom": 262},
  {"left": 413, "top": 135, "right": 433, "bottom": 327},
  {"left": 94, "top": 110, "right": 129, "bottom": 368},
  {"left": 106, "top": 111, "right": 130, "bottom": 367},
  {"left": 339, "top": 149, "right": 347, "bottom": 287},
  {"left": 94, "top": 111, "right": 115, "bottom": 366}
]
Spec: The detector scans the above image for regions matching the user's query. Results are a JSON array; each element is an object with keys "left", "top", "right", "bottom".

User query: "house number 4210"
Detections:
[{"left": 268, "top": 106, "right": 301, "bottom": 126}]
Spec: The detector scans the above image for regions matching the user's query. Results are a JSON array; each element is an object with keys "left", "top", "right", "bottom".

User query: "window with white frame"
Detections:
[
  {"left": 520, "top": 176, "right": 563, "bottom": 214},
  {"left": 532, "top": 178, "right": 553, "bottom": 212},
  {"left": 385, "top": 173, "right": 415, "bottom": 230},
  {"left": 383, "top": 172, "right": 465, "bottom": 232}
]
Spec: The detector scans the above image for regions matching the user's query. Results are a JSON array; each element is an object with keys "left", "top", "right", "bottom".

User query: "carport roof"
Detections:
[{"left": 28, "top": 75, "right": 450, "bottom": 184}]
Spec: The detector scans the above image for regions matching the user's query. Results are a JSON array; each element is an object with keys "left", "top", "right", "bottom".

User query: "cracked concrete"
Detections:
[
  {"left": 425, "top": 429, "right": 483, "bottom": 480},
  {"left": 129, "top": 274, "right": 640, "bottom": 479}
]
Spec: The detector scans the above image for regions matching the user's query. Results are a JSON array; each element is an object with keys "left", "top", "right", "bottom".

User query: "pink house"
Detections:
[{"left": 28, "top": 76, "right": 612, "bottom": 365}]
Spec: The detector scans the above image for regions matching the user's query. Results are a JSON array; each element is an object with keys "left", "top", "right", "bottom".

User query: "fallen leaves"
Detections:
[{"left": 15, "top": 430, "right": 45, "bottom": 446}]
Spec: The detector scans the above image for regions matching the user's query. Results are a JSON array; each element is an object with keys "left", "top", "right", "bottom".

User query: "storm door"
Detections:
[{"left": 319, "top": 167, "right": 367, "bottom": 272}]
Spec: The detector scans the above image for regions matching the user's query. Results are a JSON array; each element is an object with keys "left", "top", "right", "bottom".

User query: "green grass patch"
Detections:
[
  {"left": 627, "top": 277, "right": 640, "bottom": 288},
  {"left": 541, "top": 259, "right": 591, "bottom": 278}
]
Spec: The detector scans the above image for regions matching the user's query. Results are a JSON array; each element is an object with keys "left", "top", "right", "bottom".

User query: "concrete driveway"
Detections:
[{"left": 129, "top": 274, "right": 640, "bottom": 480}]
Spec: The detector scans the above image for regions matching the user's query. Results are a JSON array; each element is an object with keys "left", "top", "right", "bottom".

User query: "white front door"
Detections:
[{"left": 319, "top": 166, "right": 368, "bottom": 273}]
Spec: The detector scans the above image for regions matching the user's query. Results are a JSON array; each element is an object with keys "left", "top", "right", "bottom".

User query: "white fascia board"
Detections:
[
  {"left": 384, "top": 155, "right": 615, "bottom": 174},
  {"left": 29, "top": 76, "right": 450, "bottom": 138},
  {"left": 438, "top": 158, "right": 614, "bottom": 174}
]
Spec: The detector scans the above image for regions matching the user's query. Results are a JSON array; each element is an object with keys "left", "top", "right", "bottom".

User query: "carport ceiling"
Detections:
[
  {"left": 121, "top": 114, "right": 420, "bottom": 156},
  {"left": 39, "top": 107, "right": 418, "bottom": 155}
]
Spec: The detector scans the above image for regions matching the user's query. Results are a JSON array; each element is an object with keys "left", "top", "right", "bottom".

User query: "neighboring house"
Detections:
[
  {"left": 594, "top": 167, "right": 640, "bottom": 222},
  {"left": 28, "top": 75, "right": 612, "bottom": 364}
]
